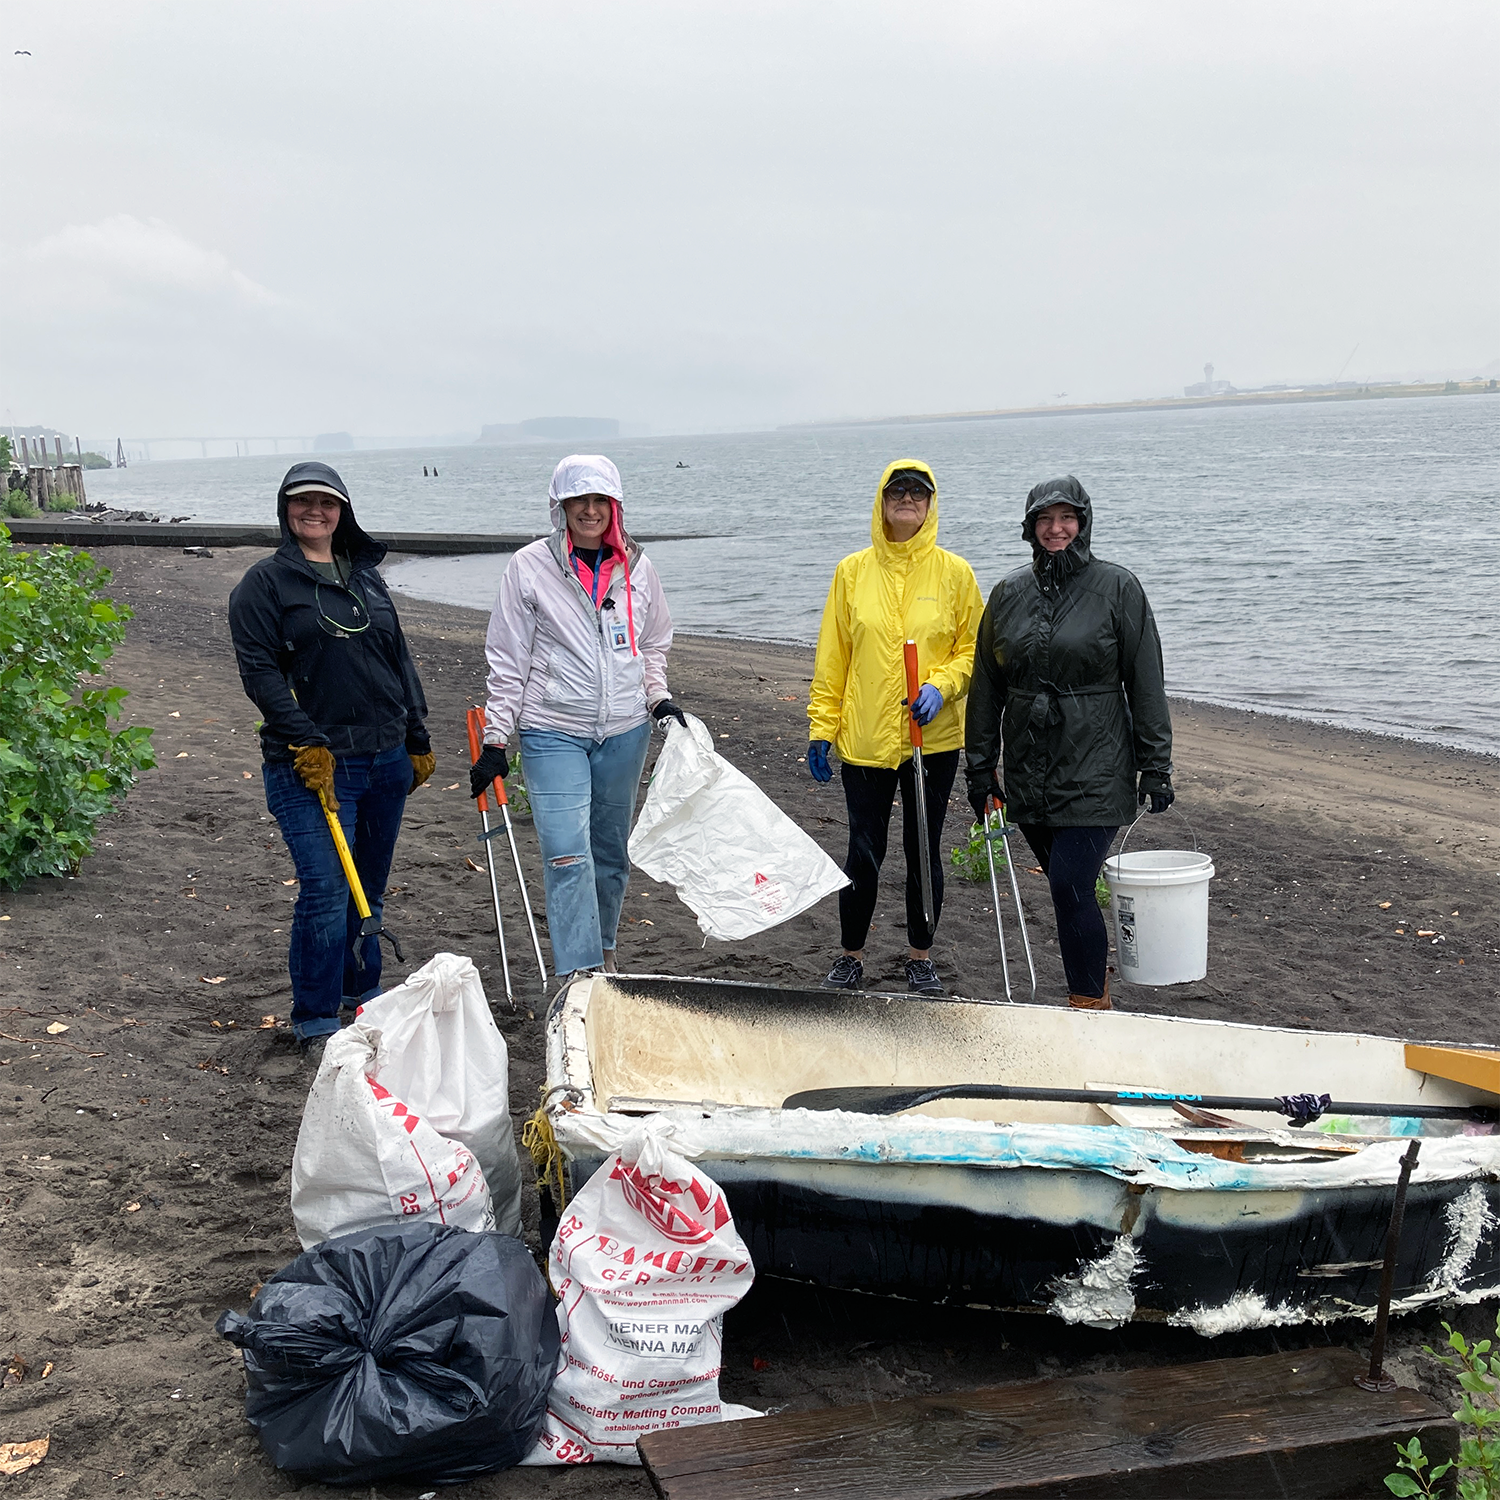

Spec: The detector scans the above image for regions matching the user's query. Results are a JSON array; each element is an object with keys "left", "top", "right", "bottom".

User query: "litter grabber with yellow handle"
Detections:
[
  {"left": 315, "top": 788, "right": 404, "bottom": 969},
  {"left": 902, "top": 639, "right": 936, "bottom": 936},
  {"left": 980, "top": 796, "right": 1036, "bottom": 1001},
  {"left": 466, "top": 707, "right": 548, "bottom": 993}
]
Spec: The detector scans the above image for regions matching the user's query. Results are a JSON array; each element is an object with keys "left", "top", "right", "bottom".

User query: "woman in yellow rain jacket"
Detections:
[{"left": 808, "top": 461, "right": 983, "bottom": 993}]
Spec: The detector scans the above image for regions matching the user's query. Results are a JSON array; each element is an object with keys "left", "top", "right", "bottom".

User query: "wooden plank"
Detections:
[
  {"left": 637, "top": 1348, "right": 1455, "bottom": 1500},
  {"left": 1406, "top": 1043, "right": 1500, "bottom": 1095}
]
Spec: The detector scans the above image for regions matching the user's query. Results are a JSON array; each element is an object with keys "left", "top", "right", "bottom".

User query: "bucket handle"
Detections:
[{"left": 1115, "top": 805, "right": 1199, "bottom": 862}]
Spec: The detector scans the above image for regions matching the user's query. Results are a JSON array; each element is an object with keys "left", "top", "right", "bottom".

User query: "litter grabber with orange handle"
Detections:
[
  {"left": 981, "top": 795, "right": 1036, "bottom": 1001},
  {"left": 315, "top": 789, "right": 404, "bottom": 972},
  {"left": 902, "top": 639, "right": 936, "bottom": 936},
  {"left": 466, "top": 707, "right": 548, "bottom": 994}
]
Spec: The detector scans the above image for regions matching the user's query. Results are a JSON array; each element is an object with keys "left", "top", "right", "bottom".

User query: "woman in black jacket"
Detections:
[
  {"left": 964, "top": 476, "right": 1173, "bottom": 1011},
  {"left": 228, "top": 462, "right": 433, "bottom": 1055}
]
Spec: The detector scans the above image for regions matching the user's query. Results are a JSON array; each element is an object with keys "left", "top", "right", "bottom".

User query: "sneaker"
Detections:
[
  {"left": 299, "top": 1035, "right": 329, "bottom": 1065},
  {"left": 823, "top": 954, "right": 863, "bottom": 990},
  {"left": 904, "top": 958, "right": 945, "bottom": 994}
]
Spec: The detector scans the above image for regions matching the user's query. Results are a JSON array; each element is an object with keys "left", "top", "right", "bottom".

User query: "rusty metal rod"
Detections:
[{"left": 1356, "top": 1136, "right": 1422, "bottom": 1393}]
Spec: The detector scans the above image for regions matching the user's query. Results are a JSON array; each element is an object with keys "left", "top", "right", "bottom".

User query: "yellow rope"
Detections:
[{"left": 522, "top": 1095, "right": 569, "bottom": 1212}]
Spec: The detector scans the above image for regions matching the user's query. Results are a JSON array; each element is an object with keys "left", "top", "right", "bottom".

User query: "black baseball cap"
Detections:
[{"left": 884, "top": 467, "right": 934, "bottom": 494}]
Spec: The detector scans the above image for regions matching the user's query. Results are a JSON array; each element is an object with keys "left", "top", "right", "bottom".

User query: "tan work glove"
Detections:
[
  {"left": 409, "top": 752, "right": 436, "bottom": 792},
  {"left": 288, "top": 744, "right": 338, "bottom": 809}
]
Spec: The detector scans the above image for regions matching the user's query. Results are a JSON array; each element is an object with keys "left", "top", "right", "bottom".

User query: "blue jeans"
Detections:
[
  {"left": 518, "top": 722, "right": 651, "bottom": 977},
  {"left": 263, "top": 746, "right": 410, "bottom": 1040}
]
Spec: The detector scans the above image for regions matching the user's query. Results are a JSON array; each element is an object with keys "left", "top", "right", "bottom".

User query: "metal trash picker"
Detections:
[
  {"left": 465, "top": 707, "right": 548, "bottom": 994},
  {"left": 315, "top": 789, "right": 404, "bottom": 974},
  {"left": 902, "top": 640, "right": 936, "bottom": 936},
  {"left": 981, "top": 794, "right": 1037, "bottom": 1001}
]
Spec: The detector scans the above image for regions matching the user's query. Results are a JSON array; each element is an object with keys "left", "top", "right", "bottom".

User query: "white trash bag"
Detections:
[
  {"left": 523, "top": 1119, "right": 759, "bottom": 1466},
  {"left": 628, "top": 713, "right": 848, "bottom": 941},
  {"left": 354, "top": 952, "right": 524, "bottom": 1236},
  {"left": 290, "top": 1021, "right": 495, "bottom": 1249}
]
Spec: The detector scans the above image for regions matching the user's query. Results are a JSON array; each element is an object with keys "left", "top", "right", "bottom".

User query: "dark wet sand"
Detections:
[{"left": 2, "top": 544, "right": 1496, "bottom": 1498}]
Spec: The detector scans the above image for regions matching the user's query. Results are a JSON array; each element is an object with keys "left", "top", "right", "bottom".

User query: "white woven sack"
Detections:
[
  {"left": 290, "top": 1021, "right": 495, "bottom": 1249},
  {"left": 628, "top": 713, "right": 848, "bottom": 941},
  {"left": 355, "top": 952, "right": 524, "bottom": 1236},
  {"left": 522, "top": 1119, "right": 759, "bottom": 1466}
]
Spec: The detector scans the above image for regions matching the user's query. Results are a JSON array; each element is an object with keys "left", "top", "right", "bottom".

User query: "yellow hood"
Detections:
[{"left": 870, "top": 459, "right": 939, "bottom": 568}]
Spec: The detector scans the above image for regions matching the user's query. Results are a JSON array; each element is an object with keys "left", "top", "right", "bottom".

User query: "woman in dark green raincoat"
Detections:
[{"left": 964, "top": 476, "right": 1173, "bottom": 1010}]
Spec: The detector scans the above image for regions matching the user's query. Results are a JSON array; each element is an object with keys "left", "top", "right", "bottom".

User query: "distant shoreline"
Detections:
[{"left": 785, "top": 379, "right": 1499, "bottom": 432}]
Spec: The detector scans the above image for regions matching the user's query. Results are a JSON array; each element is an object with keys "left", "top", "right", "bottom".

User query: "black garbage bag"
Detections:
[{"left": 215, "top": 1223, "right": 559, "bottom": 1487}]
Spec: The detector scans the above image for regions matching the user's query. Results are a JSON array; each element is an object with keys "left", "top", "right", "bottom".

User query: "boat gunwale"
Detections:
[{"left": 543, "top": 972, "right": 1500, "bottom": 1192}]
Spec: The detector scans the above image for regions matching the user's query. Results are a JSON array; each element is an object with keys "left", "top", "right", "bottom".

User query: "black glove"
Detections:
[
  {"left": 469, "top": 744, "right": 509, "bottom": 799},
  {"left": 966, "top": 767, "right": 1002, "bottom": 822},
  {"left": 652, "top": 700, "right": 687, "bottom": 729},
  {"left": 1138, "top": 774, "right": 1174, "bottom": 815}
]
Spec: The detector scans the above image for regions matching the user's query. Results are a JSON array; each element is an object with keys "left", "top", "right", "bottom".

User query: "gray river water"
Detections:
[{"left": 82, "top": 395, "right": 1499, "bottom": 754}]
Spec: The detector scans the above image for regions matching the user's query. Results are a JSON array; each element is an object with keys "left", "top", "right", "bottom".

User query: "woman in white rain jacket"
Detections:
[{"left": 471, "top": 455, "right": 680, "bottom": 988}]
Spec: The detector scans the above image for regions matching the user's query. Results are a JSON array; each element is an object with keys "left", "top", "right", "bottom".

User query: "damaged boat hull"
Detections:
[{"left": 545, "top": 975, "right": 1500, "bottom": 1331}]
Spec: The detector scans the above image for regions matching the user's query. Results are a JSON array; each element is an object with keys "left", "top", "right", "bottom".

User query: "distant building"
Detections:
[{"left": 1184, "top": 362, "right": 1234, "bottom": 398}]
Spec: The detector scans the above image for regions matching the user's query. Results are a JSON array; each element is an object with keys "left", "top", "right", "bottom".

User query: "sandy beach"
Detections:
[{"left": 2, "top": 542, "right": 1497, "bottom": 1499}]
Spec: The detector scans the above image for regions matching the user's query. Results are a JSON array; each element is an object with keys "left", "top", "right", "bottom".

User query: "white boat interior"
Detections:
[{"left": 573, "top": 974, "right": 1493, "bottom": 1142}]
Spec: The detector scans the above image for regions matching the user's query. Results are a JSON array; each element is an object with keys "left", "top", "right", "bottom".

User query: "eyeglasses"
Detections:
[
  {"left": 884, "top": 480, "right": 931, "bottom": 501},
  {"left": 314, "top": 578, "right": 371, "bottom": 638}
]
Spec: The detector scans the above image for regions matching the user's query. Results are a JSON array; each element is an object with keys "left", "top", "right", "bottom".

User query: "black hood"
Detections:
[
  {"left": 1022, "top": 474, "right": 1093, "bottom": 587},
  {"left": 275, "top": 462, "right": 384, "bottom": 567}
]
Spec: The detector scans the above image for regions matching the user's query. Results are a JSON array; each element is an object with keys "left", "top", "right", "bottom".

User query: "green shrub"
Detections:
[
  {"left": 1387, "top": 1312, "right": 1500, "bottom": 1497},
  {"left": 0, "top": 524, "right": 156, "bottom": 886},
  {"left": 950, "top": 821, "right": 1004, "bottom": 883},
  {"left": 507, "top": 747, "right": 532, "bottom": 816},
  {"left": 950, "top": 823, "right": 1112, "bottom": 908},
  {"left": 46, "top": 489, "right": 78, "bottom": 513},
  {"left": 3, "top": 492, "right": 38, "bottom": 519}
]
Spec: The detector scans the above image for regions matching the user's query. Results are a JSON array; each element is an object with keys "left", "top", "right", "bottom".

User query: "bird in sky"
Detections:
[{"left": 15, "top": 50, "right": 32, "bottom": 55}]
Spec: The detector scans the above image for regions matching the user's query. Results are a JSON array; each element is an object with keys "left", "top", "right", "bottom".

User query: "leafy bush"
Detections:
[
  {"left": 3, "top": 491, "right": 38, "bottom": 519},
  {"left": 0, "top": 524, "right": 155, "bottom": 886},
  {"left": 950, "top": 822, "right": 1112, "bottom": 909},
  {"left": 1387, "top": 1313, "right": 1500, "bottom": 1497},
  {"left": 507, "top": 747, "right": 532, "bottom": 816},
  {"left": 46, "top": 489, "right": 78, "bottom": 513},
  {"left": 950, "top": 821, "right": 1005, "bottom": 883}
]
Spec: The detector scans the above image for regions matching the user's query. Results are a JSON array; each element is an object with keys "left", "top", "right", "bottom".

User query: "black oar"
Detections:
[{"left": 782, "top": 1083, "right": 1497, "bottom": 1126}]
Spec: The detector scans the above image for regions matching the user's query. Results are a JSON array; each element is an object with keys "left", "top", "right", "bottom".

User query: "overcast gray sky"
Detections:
[{"left": 2, "top": 1, "right": 1495, "bottom": 437}]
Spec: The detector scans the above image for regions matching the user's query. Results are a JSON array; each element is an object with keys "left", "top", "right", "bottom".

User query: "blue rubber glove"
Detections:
[
  {"left": 911, "top": 683, "right": 943, "bottom": 727},
  {"left": 807, "top": 740, "right": 833, "bottom": 783}
]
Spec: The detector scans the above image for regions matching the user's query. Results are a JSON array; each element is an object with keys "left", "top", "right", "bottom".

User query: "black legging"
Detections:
[
  {"left": 839, "top": 750, "right": 959, "bottom": 953},
  {"left": 1018, "top": 825, "right": 1117, "bottom": 999}
]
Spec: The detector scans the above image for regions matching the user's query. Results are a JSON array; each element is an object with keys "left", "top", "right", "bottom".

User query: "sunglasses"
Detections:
[{"left": 885, "top": 480, "right": 931, "bottom": 501}]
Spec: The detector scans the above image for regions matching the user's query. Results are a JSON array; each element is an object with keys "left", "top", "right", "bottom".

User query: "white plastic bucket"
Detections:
[{"left": 1103, "top": 848, "right": 1215, "bottom": 986}]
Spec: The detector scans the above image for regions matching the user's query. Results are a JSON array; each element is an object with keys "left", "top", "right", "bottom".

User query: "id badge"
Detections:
[{"left": 605, "top": 609, "right": 631, "bottom": 651}]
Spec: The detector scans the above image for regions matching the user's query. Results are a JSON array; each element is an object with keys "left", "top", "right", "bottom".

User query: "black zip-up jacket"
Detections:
[
  {"left": 965, "top": 475, "right": 1172, "bottom": 827},
  {"left": 227, "top": 462, "right": 431, "bottom": 763}
]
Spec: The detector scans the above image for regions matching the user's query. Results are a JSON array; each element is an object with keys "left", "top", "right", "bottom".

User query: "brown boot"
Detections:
[{"left": 1068, "top": 975, "right": 1112, "bottom": 1011}]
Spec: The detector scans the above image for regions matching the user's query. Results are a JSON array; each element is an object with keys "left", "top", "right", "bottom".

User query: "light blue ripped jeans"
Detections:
[{"left": 517, "top": 721, "right": 652, "bottom": 977}]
